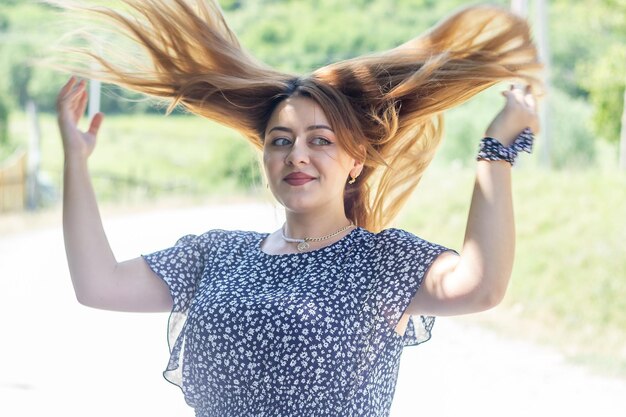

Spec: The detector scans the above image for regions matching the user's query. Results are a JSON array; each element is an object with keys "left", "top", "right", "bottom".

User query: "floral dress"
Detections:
[{"left": 142, "top": 227, "right": 456, "bottom": 417}]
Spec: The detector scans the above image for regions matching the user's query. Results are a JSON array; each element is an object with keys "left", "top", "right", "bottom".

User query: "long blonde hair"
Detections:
[{"left": 49, "top": 0, "right": 542, "bottom": 232}]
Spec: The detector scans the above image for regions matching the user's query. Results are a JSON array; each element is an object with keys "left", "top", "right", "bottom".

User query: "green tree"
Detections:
[
  {"left": 573, "top": 0, "right": 626, "bottom": 142},
  {"left": 578, "top": 45, "right": 626, "bottom": 143},
  {"left": 0, "top": 95, "right": 8, "bottom": 145}
]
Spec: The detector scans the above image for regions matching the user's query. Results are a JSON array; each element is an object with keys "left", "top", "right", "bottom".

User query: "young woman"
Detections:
[{"left": 55, "top": 1, "right": 541, "bottom": 416}]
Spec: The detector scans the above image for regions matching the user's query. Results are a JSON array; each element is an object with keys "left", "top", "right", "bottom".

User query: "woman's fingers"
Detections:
[
  {"left": 502, "top": 84, "right": 522, "bottom": 100},
  {"left": 62, "top": 78, "right": 84, "bottom": 105},
  {"left": 524, "top": 86, "right": 537, "bottom": 110},
  {"left": 57, "top": 77, "right": 75, "bottom": 115},
  {"left": 58, "top": 78, "right": 90, "bottom": 126},
  {"left": 66, "top": 79, "right": 86, "bottom": 104},
  {"left": 512, "top": 85, "right": 525, "bottom": 101},
  {"left": 59, "top": 78, "right": 83, "bottom": 114},
  {"left": 492, "top": 83, "right": 540, "bottom": 137},
  {"left": 71, "top": 80, "right": 87, "bottom": 104},
  {"left": 75, "top": 89, "right": 88, "bottom": 122},
  {"left": 503, "top": 84, "right": 536, "bottom": 110},
  {"left": 58, "top": 76, "right": 77, "bottom": 100},
  {"left": 525, "top": 94, "right": 536, "bottom": 110},
  {"left": 88, "top": 112, "right": 104, "bottom": 136},
  {"left": 519, "top": 85, "right": 540, "bottom": 133}
]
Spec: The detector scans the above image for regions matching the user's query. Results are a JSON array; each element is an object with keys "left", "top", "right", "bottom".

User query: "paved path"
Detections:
[{"left": 1, "top": 202, "right": 624, "bottom": 416}]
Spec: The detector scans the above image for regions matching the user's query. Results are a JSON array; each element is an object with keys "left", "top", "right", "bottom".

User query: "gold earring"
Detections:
[{"left": 348, "top": 175, "right": 357, "bottom": 184}]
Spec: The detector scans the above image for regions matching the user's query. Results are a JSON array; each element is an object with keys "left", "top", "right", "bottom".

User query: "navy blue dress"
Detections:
[{"left": 142, "top": 227, "right": 456, "bottom": 417}]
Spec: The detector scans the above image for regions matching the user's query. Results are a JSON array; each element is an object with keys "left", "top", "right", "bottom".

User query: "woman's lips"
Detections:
[
  {"left": 284, "top": 178, "right": 315, "bottom": 186},
  {"left": 283, "top": 173, "right": 315, "bottom": 186}
]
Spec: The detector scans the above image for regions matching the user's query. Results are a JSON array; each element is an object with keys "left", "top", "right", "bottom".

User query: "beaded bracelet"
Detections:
[{"left": 476, "top": 128, "right": 534, "bottom": 166}]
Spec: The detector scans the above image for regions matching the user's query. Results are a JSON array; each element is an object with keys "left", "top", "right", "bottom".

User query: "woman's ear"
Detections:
[{"left": 352, "top": 144, "right": 366, "bottom": 175}]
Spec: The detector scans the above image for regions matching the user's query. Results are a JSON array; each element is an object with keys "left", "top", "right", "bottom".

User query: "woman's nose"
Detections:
[{"left": 285, "top": 138, "right": 309, "bottom": 165}]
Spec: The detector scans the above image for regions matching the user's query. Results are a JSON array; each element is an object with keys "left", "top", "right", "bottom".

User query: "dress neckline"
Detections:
[{"left": 256, "top": 226, "right": 361, "bottom": 258}]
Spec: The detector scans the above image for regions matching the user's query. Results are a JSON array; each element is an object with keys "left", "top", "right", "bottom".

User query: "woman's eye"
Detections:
[
  {"left": 312, "top": 137, "right": 331, "bottom": 145},
  {"left": 272, "top": 137, "right": 291, "bottom": 146},
  {"left": 271, "top": 137, "right": 331, "bottom": 146}
]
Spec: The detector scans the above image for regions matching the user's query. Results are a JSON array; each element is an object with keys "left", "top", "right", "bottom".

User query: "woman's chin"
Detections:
[
  {"left": 271, "top": 182, "right": 344, "bottom": 214},
  {"left": 274, "top": 192, "right": 324, "bottom": 212},
  {"left": 279, "top": 200, "right": 319, "bottom": 214}
]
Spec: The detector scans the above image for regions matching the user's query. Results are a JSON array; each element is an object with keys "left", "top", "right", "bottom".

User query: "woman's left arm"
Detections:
[{"left": 408, "top": 85, "right": 539, "bottom": 317}]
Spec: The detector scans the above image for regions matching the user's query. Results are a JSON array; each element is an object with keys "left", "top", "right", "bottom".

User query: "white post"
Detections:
[
  {"left": 511, "top": 0, "right": 528, "bottom": 16},
  {"left": 88, "top": 78, "right": 101, "bottom": 120},
  {"left": 88, "top": 44, "right": 102, "bottom": 119},
  {"left": 511, "top": 0, "right": 551, "bottom": 169},
  {"left": 26, "top": 100, "right": 41, "bottom": 210}
]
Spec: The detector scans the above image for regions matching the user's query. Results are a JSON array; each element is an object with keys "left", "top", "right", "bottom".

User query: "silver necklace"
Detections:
[{"left": 281, "top": 222, "right": 355, "bottom": 252}]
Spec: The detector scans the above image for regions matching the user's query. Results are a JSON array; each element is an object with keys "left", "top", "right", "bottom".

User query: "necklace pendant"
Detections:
[{"left": 297, "top": 241, "right": 310, "bottom": 252}]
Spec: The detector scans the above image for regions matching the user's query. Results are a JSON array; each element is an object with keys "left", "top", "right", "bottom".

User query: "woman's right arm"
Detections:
[{"left": 58, "top": 76, "right": 173, "bottom": 312}]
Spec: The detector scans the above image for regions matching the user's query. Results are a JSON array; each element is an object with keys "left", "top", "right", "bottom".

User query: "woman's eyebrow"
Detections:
[{"left": 267, "top": 124, "right": 334, "bottom": 134}]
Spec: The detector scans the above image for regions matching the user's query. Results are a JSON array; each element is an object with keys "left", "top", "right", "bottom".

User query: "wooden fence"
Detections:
[{"left": 0, "top": 148, "right": 27, "bottom": 212}]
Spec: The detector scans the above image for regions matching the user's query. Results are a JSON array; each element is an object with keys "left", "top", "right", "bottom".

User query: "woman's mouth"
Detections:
[{"left": 283, "top": 172, "right": 316, "bottom": 186}]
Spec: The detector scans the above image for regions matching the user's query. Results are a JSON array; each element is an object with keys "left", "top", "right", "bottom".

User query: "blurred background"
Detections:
[{"left": 0, "top": 0, "right": 625, "bottom": 415}]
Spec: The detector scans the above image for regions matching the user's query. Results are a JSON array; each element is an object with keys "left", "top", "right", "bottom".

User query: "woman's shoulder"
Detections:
[
  {"left": 198, "top": 228, "right": 264, "bottom": 237},
  {"left": 368, "top": 227, "right": 447, "bottom": 254},
  {"left": 348, "top": 226, "right": 413, "bottom": 243},
  {"left": 372, "top": 227, "right": 421, "bottom": 242},
  {"left": 197, "top": 228, "right": 265, "bottom": 243},
  {"left": 346, "top": 227, "right": 418, "bottom": 254},
  {"left": 171, "top": 229, "right": 265, "bottom": 252}
]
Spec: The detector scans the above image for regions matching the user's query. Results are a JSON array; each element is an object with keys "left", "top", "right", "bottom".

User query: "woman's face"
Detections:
[{"left": 263, "top": 95, "right": 361, "bottom": 214}]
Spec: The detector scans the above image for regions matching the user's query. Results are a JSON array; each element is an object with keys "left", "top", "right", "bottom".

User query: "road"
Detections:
[{"left": 1, "top": 201, "right": 624, "bottom": 416}]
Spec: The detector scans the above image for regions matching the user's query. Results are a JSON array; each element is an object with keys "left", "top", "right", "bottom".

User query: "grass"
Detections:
[
  {"left": 4, "top": 108, "right": 626, "bottom": 379},
  {"left": 397, "top": 163, "right": 626, "bottom": 379},
  {"left": 7, "top": 111, "right": 263, "bottom": 203}
]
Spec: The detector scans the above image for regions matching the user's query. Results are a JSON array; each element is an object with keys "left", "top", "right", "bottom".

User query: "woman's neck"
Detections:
[{"left": 282, "top": 211, "right": 353, "bottom": 240}]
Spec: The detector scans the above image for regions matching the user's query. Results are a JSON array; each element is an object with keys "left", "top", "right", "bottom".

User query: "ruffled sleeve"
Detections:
[
  {"left": 372, "top": 228, "right": 459, "bottom": 347},
  {"left": 142, "top": 234, "right": 204, "bottom": 313},
  {"left": 141, "top": 233, "right": 210, "bottom": 388}
]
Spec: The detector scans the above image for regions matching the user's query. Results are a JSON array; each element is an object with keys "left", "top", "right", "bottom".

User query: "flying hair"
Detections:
[{"left": 45, "top": 0, "right": 543, "bottom": 232}]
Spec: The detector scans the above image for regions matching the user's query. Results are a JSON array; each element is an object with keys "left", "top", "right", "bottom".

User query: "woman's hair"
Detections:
[{"left": 48, "top": 0, "right": 542, "bottom": 232}]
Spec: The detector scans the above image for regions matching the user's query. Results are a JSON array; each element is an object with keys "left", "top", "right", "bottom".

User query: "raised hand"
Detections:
[
  {"left": 484, "top": 84, "right": 539, "bottom": 147},
  {"left": 56, "top": 76, "right": 104, "bottom": 161}
]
